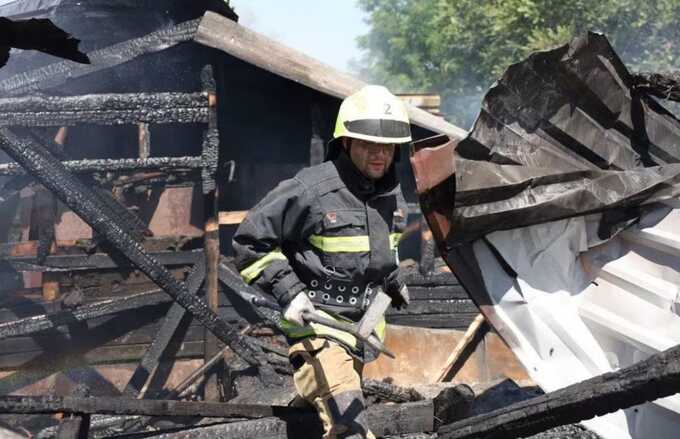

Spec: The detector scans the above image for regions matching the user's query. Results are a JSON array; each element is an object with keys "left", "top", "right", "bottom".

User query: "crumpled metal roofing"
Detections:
[{"left": 448, "top": 31, "right": 680, "bottom": 243}]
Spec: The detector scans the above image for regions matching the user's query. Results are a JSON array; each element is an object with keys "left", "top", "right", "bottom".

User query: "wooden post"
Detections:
[
  {"left": 138, "top": 122, "right": 151, "bottom": 159},
  {"left": 420, "top": 217, "right": 435, "bottom": 275},
  {"left": 41, "top": 127, "right": 68, "bottom": 302},
  {"left": 202, "top": 65, "right": 222, "bottom": 401}
]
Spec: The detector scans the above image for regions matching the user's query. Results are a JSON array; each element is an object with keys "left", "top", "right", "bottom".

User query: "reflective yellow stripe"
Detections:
[
  {"left": 239, "top": 249, "right": 287, "bottom": 283},
  {"left": 308, "top": 233, "right": 403, "bottom": 253},
  {"left": 375, "top": 317, "right": 386, "bottom": 341},
  {"left": 390, "top": 233, "right": 403, "bottom": 249},
  {"left": 309, "top": 235, "right": 370, "bottom": 252},
  {"left": 281, "top": 311, "right": 387, "bottom": 350}
]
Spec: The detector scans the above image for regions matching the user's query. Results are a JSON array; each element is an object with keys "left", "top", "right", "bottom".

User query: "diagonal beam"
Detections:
[
  {"left": 0, "top": 289, "right": 169, "bottom": 341},
  {"left": 0, "top": 128, "right": 278, "bottom": 384},
  {"left": 0, "top": 19, "right": 200, "bottom": 97},
  {"left": 123, "top": 258, "right": 206, "bottom": 397},
  {"left": 438, "top": 343, "right": 680, "bottom": 439}
]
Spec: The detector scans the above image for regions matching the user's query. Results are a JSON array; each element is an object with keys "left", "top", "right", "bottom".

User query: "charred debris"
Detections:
[
  {"left": 0, "top": 5, "right": 475, "bottom": 438},
  {"left": 0, "top": 3, "right": 677, "bottom": 439}
]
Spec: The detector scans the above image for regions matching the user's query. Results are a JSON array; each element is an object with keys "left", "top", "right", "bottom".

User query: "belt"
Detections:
[{"left": 304, "top": 277, "right": 377, "bottom": 310}]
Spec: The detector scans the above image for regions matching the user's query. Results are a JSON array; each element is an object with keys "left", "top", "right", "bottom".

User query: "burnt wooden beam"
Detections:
[
  {"left": 0, "top": 92, "right": 207, "bottom": 114},
  {"left": 107, "top": 400, "right": 434, "bottom": 438},
  {"left": 362, "top": 379, "right": 424, "bottom": 403},
  {"left": 0, "top": 19, "right": 200, "bottom": 96},
  {"left": 195, "top": 12, "right": 466, "bottom": 140},
  {"left": 123, "top": 259, "right": 206, "bottom": 397},
  {"left": 633, "top": 71, "right": 680, "bottom": 102},
  {"left": 0, "top": 289, "right": 169, "bottom": 341},
  {"left": 0, "top": 395, "right": 303, "bottom": 418},
  {"left": 55, "top": 414, "right": 90, "bottom": 439},
  {"left": 201, "top": 64, "right": 222, "bottom": 402},
  {"left": 432, "top": 385, "right": 475, "bottom": 430},
  {"left": 0, "top": 129, "right": 279, "bottom": 384},
  {"left": 438, "top": 343, "right": 680, "bottom": 439},
  {"left": 0, "top": 156, "right": 204, "bottom": 176},
  {"left": 143, "top": 418, "right": 287, "bottom": 439},
  {"left": 285, "top": 400, "right": 434, "bottom": 438},
  {"left": 0, "top": 92, "right": 208, "bottom": 127},
  {"left": 4, "top": 250, "right": 201, "bottom": 272}
]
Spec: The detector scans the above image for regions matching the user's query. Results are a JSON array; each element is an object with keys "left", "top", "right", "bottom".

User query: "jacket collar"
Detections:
[{"left": 333, "top": 149, "right": 399, "bottom": 200}]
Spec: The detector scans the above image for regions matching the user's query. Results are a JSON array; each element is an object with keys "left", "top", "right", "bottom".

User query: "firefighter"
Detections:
[{"left": 233, "top": 85, "right": 411, "bottom": 438}]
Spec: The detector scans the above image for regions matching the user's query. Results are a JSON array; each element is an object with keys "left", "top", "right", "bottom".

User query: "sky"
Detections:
[{"left": 230, "top": 0, "right": 369, "bottom": 74}]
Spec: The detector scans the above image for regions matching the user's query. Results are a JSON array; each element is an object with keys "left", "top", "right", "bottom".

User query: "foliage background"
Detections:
[{"left": 352, "top": 0, "right": 680, "bottom": 128}]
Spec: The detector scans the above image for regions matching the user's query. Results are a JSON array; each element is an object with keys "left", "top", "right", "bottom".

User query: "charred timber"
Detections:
[
  {"left": 0, "top": 289, "right": 169, "bottom": 340},
  {"left": 0, "top": 92, "right": 207, "bottom": 113},
  {"left": 0, "top": 156, "right": 204, "bottom": 176},
  {"left": 438, "top": 343, "right": 680, "bottom": 439},
  {"left": 634, "top": 72, "right": 680, "bottom": 102},
  {"left": 141, "top": 418, "right": 287, "bottom": 439},
  {"left": 124, "top": 259, "right": 206, "bottom": 397},
  {"left": 0, "top": 129, "right": 277, "bottom": 383},
  {"left": 0, "top": 93, "right": 209, "bottom": 127},
  {"left": 362, "top": 379, "right": 424, "bottom": 403},
  {"left": 0, "top": 395, "right": 303, "bottom": 419},
  {"left": 0, "top": 19, "right": 200, "bottom": 96},
  {"left": 5, "top": 250, "right": 201, "bottom": 272}
]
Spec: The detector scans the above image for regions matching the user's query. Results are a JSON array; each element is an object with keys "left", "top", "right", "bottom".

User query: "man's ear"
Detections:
[{"left": 342, "top": 137, "right": 351, "bottom": 150}]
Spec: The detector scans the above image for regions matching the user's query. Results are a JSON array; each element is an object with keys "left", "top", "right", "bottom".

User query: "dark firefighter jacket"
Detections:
[{"left": 233, "top": 150, "right": 407, "bottom": 353}]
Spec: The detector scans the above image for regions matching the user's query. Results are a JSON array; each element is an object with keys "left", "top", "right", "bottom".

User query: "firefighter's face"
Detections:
[{"left": 345, "top": 138, "right": 395, "bottom": 180}]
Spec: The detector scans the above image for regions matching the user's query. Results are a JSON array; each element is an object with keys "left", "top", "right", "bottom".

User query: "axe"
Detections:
[{"left": 237, "top": 289, "right": 396, "bottom": 359}]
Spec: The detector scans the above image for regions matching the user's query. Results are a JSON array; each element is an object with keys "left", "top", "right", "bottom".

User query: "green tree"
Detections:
[{"left": 353, "top": 0, "right": 680, "bottom": 128}]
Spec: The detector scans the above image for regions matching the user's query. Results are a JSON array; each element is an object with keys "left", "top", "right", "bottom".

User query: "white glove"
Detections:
[{"left": 283, "top": 292, "right": 316, "bottom": 326}]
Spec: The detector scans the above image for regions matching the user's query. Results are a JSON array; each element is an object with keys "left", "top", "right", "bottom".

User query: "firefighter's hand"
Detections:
[
  {"left": 384, "top": 271, "right": 410, "bottom": 310},
  {"left": 283, "top": 292, "right": 315, "bottom": 326}
]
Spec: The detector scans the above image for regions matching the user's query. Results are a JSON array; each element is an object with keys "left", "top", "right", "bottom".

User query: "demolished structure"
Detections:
[{"left": 0, "top": 2, "right": 678, "bottom": 438}]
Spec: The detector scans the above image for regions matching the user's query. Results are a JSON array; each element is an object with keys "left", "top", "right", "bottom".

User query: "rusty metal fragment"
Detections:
[{"left": 410, "top": 134, "right": 458, "bottom": 195}]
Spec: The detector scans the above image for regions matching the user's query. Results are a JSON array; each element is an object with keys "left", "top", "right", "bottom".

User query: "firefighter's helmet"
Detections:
[{"left": 332, "top": 85, "right": 412, "bottom": 144}]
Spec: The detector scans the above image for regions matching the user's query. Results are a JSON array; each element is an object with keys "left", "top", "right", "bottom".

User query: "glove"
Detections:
[
  {"left": 283, "top": 292, "right": 316, "bottom": 326},
  {"left": 384, "top": 270, "right": 410, "bottom": 310}
]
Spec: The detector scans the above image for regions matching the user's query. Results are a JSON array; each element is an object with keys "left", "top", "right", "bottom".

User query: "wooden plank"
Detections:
[
  {"left": 398, "top": 94, "right": 442, "bottom": 108},
  {"left": 407, "top": 285, "right": 469, "bottom": 300},
  {"left": 0, "top": 341, "right": 206, "bottom": 370},
  {"left": 385, "top": 299, "right": 478, "bottom": 315},
  {"left": 145, "top": 418, "right": 287, "bottom": 439},
  {"left": 435, "top": 314, "right": 486, "bottom": 382},
  {"left": 56, "top": 414, "right": 90, "bottom": 439},
  {"left": 194, "top": 12, "right": 467, "bottom": 140},
  {"left": 386, "top": 313, "right": 478, "bottom": 329},
  {"left": 0, "top": 395, "right": 303, "bottom": 419},
  {"left": 284, "top": 400, "right": 434, "bottom": 438},
  {"left": 218, "top": 211, "right": 248, "bottom": 225},
  {"left": 403, "top": 271, "right": 461, "bottom": 287}
]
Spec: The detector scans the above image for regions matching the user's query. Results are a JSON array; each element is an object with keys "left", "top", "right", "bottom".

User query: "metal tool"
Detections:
[{"left": 237, "top": 290, "right": 396, "bottom": 358}]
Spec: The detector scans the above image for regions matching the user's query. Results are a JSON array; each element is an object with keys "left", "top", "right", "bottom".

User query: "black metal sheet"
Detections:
[{"left": 447, "top": 32, "right": 680, "bottom": 244}]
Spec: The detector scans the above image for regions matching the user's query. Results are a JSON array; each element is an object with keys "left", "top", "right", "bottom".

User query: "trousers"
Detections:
[{"left": 289, "top": 337, "right": 375, "bottom": 439}]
